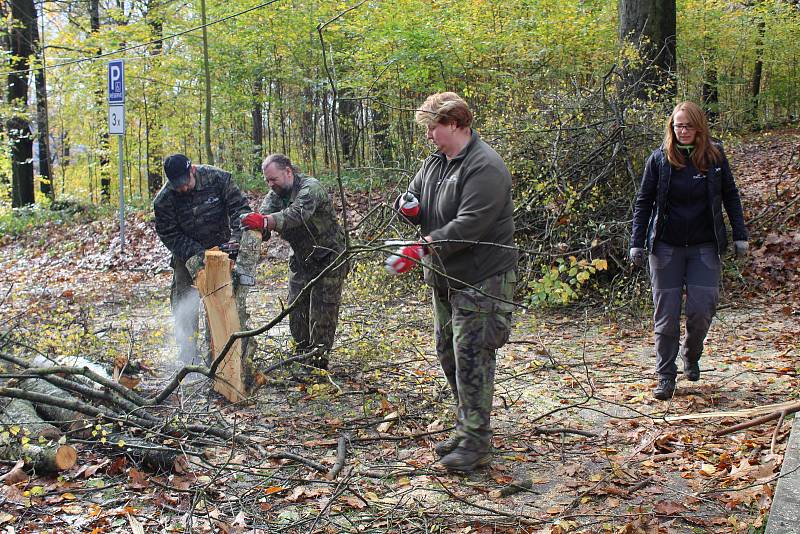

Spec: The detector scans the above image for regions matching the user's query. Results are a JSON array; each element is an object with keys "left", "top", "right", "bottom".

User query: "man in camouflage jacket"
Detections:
[
  {"left": 240, "top": 154, "right": 347, "bottom": 370},
  {"left": 153, "top": 154, "right": 252, "bottom": 365}
]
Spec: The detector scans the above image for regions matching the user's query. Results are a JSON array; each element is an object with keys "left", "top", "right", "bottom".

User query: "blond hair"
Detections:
[
  {"left": 414, "top": 92, "right": 473, "bottom": 129},
  {"left": 663, "top": 101, "right": 721, "bottom": 172}
]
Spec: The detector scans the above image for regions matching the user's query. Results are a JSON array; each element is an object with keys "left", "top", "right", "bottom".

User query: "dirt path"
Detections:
[
  {"left": 1, "top": 130, "right": 798, "bottom": 531},
  {"left": 3, "top": 245, "right": 790, "bottom": 532}
]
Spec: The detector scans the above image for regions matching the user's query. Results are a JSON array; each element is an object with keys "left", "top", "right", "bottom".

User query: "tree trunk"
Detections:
[
  {"left": 749, "top": 15, "right": 765, "bottom": 127},
  {"left": 701, "top": 33, "right": 719, "bottom": 124},
  {"left": 251, "top": 78, "right": 264, "bottom": 176},
  {"left": 618, "top": 0, "right": 677, "bottom": 100},
  {"left": 146, "top": 0, "right": 164, "bottom": 197},
  {"left": 90, "top": 0, "right": 112, "bottom": 203},
  {"left": 7, "top": 0, "right": 36, "bottom": 207},
  {"left": 200, "top": 0, "right": 214, "bottom": 165},
  {"left": 338, "top": 89, "right": 357, "bottom": 165},
  {"left": 301, "top": 84, "right": 315, "bottom": 169},
  {"left": 0, "top": 398, "right": 61, "bottom": 439},
  {"left": 32, "top": 4, "right": 53, "bottom": 200},
  {"left": 372, "top": 100, "right": 393, "bottom": 165}
]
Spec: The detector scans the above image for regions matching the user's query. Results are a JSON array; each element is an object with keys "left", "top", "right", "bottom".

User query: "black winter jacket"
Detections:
[
  {"left": 153, "top": 165, "right": 252, "bottom": 262},
  {"left": 631, "top": 144, "right": 748, "bottom": 254}
]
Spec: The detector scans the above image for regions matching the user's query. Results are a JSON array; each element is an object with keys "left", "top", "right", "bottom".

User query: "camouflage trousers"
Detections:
[
  {"left": 287, "top": 257, "right": 349, "bottom": 365},
  {"left": 433, "top": 270, "right": 517, "bottom": 452}
]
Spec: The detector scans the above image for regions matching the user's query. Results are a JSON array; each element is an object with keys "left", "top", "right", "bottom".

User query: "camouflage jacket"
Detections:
[
  {"left": 153, "top": 165, "right": 252, "bottom": 262},
  {"left": 259, "top": 173, "right": 345, "bottom": 270}
]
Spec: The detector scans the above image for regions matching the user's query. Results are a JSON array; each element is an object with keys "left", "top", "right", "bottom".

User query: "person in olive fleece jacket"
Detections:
[
  {"left": 630, "top": 101, "right": 748, "bottom": 401},
  {"left": 387, "top": 92, "right": 518, "bottom": 473},
  {"left": 154, "top": 154, "right": 252, "bottom": 365}
]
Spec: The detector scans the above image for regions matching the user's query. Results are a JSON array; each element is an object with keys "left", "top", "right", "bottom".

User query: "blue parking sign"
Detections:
[{"left": 108, "top": 60, "right": 124, "bottom": 103}]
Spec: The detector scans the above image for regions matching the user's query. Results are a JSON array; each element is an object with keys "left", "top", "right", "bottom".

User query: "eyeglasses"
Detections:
[{"left": 673, "top": 123, "right": 695, "bottom": 132}]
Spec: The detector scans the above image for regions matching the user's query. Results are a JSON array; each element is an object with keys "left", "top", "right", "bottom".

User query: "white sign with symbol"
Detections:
[{"left": 109, "top": 104, "right": 125, "bottom": 135}]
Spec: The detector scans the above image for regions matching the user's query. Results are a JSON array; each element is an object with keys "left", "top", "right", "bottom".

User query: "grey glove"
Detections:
[
  {"left": 629, "top": 247, "right": 645, "bottom": 267},
  {"left": 185, "top": 253, "right": 205, "bottom": 280},
  {"left": 734, "top": 240, "right": 749, "bottom": 259}
]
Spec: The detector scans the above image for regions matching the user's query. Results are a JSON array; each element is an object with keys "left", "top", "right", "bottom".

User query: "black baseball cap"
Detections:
[{"left": 164, "top": 154, "right": 192, "bottom": 186}]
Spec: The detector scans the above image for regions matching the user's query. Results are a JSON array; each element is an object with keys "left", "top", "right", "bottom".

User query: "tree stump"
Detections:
[{"left": 196, "top": 250, "right": 246, "bottom": 402}]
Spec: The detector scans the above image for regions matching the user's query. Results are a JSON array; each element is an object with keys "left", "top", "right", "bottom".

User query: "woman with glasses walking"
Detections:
[{"left": 629, "top": 101, "right": 749, "bottom": 400}]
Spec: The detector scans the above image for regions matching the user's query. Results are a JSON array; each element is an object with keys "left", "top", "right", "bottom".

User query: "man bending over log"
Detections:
[{"left": 153, "top": 154, "right": 252, "bottom": 365}]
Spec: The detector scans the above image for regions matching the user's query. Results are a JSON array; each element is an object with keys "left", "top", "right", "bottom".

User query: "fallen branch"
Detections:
[
  {"left": 714, "top": 404, "right": 800, "bottom": 437},
  {"left": 488, "top": 477, "right": 536, "bottom": 498},
  {"left": 326, "top": 433, "right": 349, "bottom": 480},
  {"left": 268, "top": 451, "right": 327, "bottom": 473},
  {"left": 665, "top": 399, "right": 800, "bottom": 422},
  {"left": 532, "top": 426, "right": 597, "bottom": 438},
  {"left": 771, "top": 410, "right": 787, "bottom": 455}
]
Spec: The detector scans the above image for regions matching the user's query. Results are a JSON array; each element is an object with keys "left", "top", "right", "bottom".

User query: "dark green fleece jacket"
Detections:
[{"left": 398, "top": 130, "right": 518, "bottom": 289}]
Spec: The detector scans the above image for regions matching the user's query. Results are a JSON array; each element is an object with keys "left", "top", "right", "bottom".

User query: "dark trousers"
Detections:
[
  {"left": 286, "top": 259, "right": 348, "bottom": 363},
  {"left": 649, "top": 241, "right": 720, "bottom": 379}
]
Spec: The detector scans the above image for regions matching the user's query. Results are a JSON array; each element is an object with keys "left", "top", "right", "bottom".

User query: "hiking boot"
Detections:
[
  {"left": 439, "top": 447, "right": 492, "bottom": 472},
  {"left": 653, "top": 377, "right": 676, "bottom": 400},
  {"left": 683, "top": 358, "right": 700, "bottom": 382},
  {"left": 434, "top": 434, "right": 462, "bottom": 457}
]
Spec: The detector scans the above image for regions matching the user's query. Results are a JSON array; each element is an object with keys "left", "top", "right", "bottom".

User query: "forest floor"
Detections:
[{"left": 0, "top": 129, "right": 798, "bottom": 533}]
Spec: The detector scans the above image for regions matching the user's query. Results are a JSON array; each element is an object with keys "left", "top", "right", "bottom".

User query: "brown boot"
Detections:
[
  {"left": 434, "top": 435, "right": 462, "bottom": 458},
  {"left": 439, "top": 446, "right": 492, "bottom": 472}
]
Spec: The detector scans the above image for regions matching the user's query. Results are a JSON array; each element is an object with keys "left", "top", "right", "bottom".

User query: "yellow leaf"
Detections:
[
  {"left": 10, "top": 426, "right": 20, "bottom": 436},
  {"left": 700, "top": 463, "right": 717, "bottom": 476},
  {"left": 62, "top": 493, "right": 76, "bottom": 500}
]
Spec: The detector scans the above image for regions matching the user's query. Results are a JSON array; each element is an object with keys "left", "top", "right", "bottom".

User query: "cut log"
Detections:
[
  {"left": 0, "top": 435, "right": 77, "bottom": 473},
  {"left": 196, "top": 250, "right": 245, "bottom": 402},
  {"left": 16, "top": 374, "right": 84, "bottom": 428},
  {"left": 0, "top": 398, "right": 61, "bottom": 439},
  {"left": 96, "top": 433, "right": 182, "bottom": 473}
]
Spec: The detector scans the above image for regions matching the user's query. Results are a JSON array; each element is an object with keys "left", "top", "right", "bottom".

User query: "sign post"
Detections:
[{"left": 108, "top": 60, "right": 126, "bottom": 253}]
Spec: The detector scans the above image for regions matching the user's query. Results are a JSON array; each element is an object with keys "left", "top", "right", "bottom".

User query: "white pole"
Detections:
[{"left": 118, "top": 135, "right": 125, "bottom": 254}]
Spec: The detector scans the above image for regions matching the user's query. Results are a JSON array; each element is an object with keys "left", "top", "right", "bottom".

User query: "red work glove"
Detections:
[
  {"left": 399, "top": 192, "right": 420, "bottom": 217},
  {"left": 385, "top": 244, "right": 427, "bottom": 275},
  {"left": 240, "top": 212, "right": 265, "bottom": 232}
]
